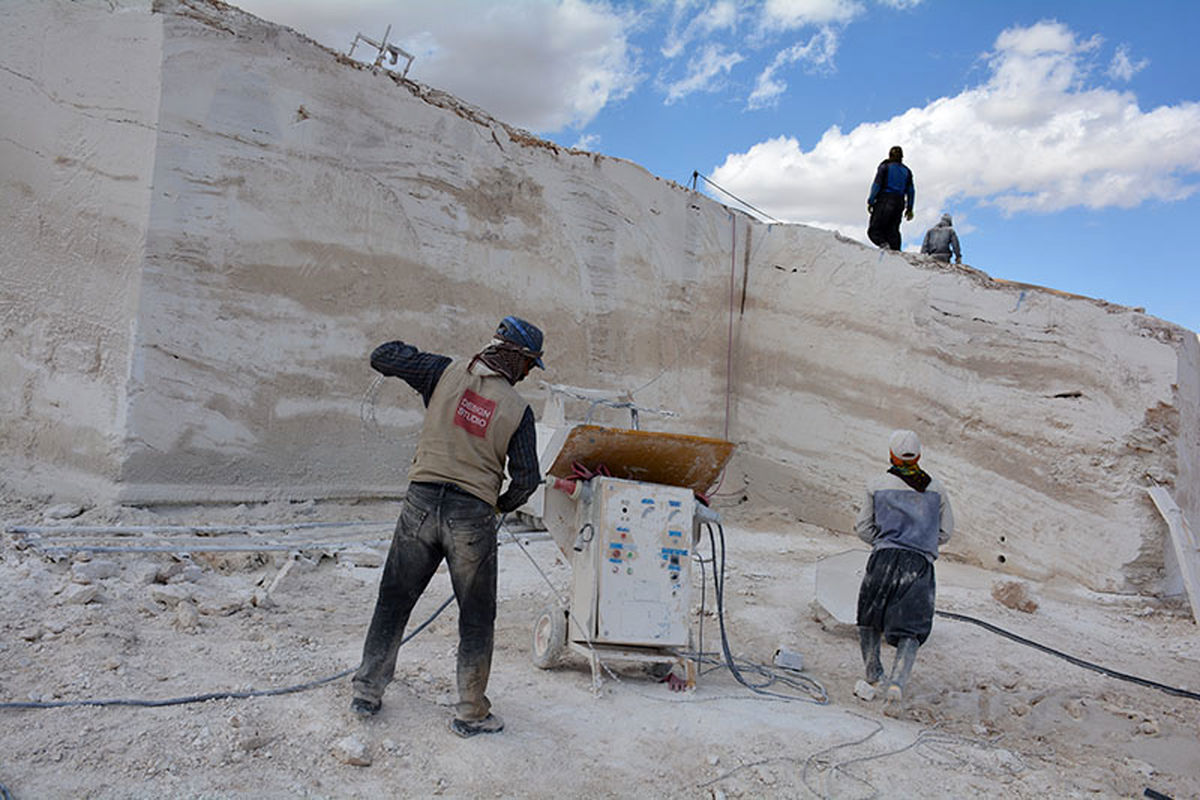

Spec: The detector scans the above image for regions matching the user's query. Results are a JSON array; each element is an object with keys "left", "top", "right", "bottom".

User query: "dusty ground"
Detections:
[{"left": 1, "top": 494, "right": 1198, "bottom": 799}]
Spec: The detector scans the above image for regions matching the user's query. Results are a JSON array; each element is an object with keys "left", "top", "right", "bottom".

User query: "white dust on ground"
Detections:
[{"left": 1, "top": 496, "right": 1197, "bottom": 799}]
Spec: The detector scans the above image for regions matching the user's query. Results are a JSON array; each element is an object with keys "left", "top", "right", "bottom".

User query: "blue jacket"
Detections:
[{"left": 868, "top": 160, "right": 914, "bottom": 212}]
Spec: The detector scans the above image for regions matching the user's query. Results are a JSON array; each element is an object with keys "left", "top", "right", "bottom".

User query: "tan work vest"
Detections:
[{"left": 408, "top": 359, "right": 528, "bottom": 506}]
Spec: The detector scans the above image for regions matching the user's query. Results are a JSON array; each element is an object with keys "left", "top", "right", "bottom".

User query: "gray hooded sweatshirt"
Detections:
[{"left": 921, "top": 214, "right": 961, "bottom": 260}]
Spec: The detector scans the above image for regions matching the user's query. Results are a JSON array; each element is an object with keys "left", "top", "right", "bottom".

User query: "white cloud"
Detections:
[
  {"left": 1107, "top": 45, "right": 1148, "bottom": 82},
  {"left": 662, "top": 0, "right": 739, "bottom": 59},
  {"left": 710, "top": 20, "right": 1200, "bottom": 241},
  {"left": 761, "top": 0, "right": 863, "bottom": 30},
  {"left": 233, "top": 0, "right": 640, "bottom": 134},
  {"left": 572, "top": 133, "right": 601, "bottom": 151},
  {"left": 747, "top": 27, "right": 839, "bottom": 108},
  {"left": 663, "top": 43, "right": 746, "bottom": 104}
]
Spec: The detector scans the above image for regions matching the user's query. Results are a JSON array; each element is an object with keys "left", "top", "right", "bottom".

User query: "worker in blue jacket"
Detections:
[{"left": 867, "top": 146, "right": 915, "bottom": 251}]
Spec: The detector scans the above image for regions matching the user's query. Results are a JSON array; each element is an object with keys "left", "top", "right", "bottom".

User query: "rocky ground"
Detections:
[{"left": 1, "top": 494, "right": 1198, "bottom": 799}]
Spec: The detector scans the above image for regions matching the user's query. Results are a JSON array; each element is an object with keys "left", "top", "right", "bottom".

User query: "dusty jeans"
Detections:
[{"left": 352, "top": 481, "right": 499, "bottom": 721}]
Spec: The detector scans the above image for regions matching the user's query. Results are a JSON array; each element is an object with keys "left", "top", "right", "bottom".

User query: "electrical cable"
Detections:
[
  {"left": 724, "top": 213, "right": 736, "bottom": 443},
  {"left": 359, "top": 374, "right": 385, "bottom": 440},
  {"left": 690, "top": 171, "right": 782, "bottom": 224},
  {"left": 24, "top": 541, "right": 394, "bottom": 556},
  {"left": 695, "top": 550, "right": 707, "bottom": 675},
  {"left": 704, "top": 521, "right": 828, "bottom": 704},
  {"left": 934, "top": 609, "right": 1200, "bottom": 703},
  {"left": 500, "top": 512, "right": 634, "bottom": 688},
  {"left": 0, "top": 595, "right": 455, "bottom": 712},
  {"left": 9, "top": 520, "right": 396, "bottom": 536},
  {"left": 498, "top": 514, "right": 567, "bottom": 608},
  {"left": 1, "top": 517, "right": 551, "bottom": 713}
]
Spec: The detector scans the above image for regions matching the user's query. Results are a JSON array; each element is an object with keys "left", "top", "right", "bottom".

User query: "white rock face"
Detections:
[
  {"left": 1, "top": 0, "right": 1196, "bottom": 594},
  {"left": 1, "top": 0, "right": 161, "bottom": 495}
]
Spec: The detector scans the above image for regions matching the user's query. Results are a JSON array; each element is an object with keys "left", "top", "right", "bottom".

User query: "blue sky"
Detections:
[{"left": 234, "top": 1, "right": 1200, "bottom": 332}]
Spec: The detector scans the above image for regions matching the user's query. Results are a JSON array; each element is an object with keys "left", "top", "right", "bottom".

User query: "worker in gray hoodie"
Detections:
[
  {"left": 854, "top": 430, "right": 954, "bottom": 710},
  {"left": 920, "top": 214, "right": 962, "bottom": 263}
]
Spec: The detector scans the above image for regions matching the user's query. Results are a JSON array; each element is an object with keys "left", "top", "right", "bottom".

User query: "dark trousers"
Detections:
[
  {"left": 867, "top": 193, "right": 905, "bottom": 251},
  {"left": 352, "top": 481, "right": 499, "bottom": 721},
  {"left": 856, "top": 547, "right": 936, "bottom": 646}
]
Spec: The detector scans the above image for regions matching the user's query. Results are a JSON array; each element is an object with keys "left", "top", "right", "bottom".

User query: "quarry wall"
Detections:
[
  {"left": 1, "top": 0, "right": 1197, "bottom": 596},
  {"left": 0, "top": 0, "right": 163, "bottom": 495}
]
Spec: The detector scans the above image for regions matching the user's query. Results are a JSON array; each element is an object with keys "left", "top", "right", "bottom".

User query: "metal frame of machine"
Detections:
[{"left": 527, "top": 422, "right": 734, "bottom": 689}]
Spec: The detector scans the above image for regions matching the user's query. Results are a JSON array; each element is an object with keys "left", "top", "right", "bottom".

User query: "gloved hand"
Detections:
[{"left": 905, "top": 209, "right": 914, "bottom": 221}]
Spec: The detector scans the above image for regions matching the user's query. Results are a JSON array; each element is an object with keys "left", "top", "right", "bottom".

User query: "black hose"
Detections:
[
  {"left": 935, "top": 609, "right": 1200, "bottom": 702},
  {"left": 0, "top": 595, "right": 455, "bottom": 711},
  {"left": 704, "top": 522, "right": 827, "bottom": 703},
  {"left": 3, "top": 517, "right": 537, "bottom": 712}
]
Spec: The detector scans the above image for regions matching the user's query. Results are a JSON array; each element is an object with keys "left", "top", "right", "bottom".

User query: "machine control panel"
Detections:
[{"left": 572, "top": 477, "right": 695, "bottom": 647}]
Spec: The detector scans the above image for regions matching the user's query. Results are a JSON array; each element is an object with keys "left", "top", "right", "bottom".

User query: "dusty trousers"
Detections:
[
  {"left": 856, "top": 547, "right": 936, "bottom": 646},
  {"left": 867, "top": 193, "right": 905, "bottom": 250},
  {"left": 352, "top": 481, "right": 499, "bottom": 722}
]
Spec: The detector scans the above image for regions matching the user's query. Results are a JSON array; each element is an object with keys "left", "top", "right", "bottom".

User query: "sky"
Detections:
[{"left": 233, "top": 0, "right": 1200, "bottom": 333}]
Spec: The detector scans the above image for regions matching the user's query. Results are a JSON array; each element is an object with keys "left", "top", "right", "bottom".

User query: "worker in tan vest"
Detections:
[{"left": 351, "top": 316, "right": 545, "bottom": 737}]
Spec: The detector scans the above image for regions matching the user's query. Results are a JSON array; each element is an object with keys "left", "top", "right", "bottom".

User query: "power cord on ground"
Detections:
[
  {"left": 0, "top": 596, "right": 454, "bottom": 712},
  {"left": 703, "top": 521, "right": 828, "bottom": 704},
  {"left": 934, "top": 609, "right": 1200, "bottom": 703},
  {"left": 0, "top": 515, "right": 551, "bottom": 713}
]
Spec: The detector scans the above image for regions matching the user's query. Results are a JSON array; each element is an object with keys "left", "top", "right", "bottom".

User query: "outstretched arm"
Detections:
[{"left": 369, "top": 341, "right": 452, "bottom": 406}]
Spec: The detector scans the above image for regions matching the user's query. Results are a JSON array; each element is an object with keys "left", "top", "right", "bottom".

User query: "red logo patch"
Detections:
[{"left": 453, "top": 388, "right": 495, "bottom": 438}]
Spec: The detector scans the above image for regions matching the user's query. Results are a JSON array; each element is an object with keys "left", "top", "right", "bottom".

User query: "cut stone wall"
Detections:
[
  {"left": 1, "top": 0, "right": 1196, "bottom": 595},
  {"left": 729, "top": 222, "right": 1186, "bottom": 593},
  {"left": 0, "top": 0, "right": 162, "bottom": 496}
]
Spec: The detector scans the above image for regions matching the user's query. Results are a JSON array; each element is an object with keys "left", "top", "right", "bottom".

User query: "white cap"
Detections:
[{"left": 889, "top": 429, "right": 921, "bottom": 460}]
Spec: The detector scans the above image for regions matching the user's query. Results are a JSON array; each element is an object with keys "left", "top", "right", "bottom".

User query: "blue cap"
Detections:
[{"left": 496, "top": 316, "right": 545, "bottom": 369}]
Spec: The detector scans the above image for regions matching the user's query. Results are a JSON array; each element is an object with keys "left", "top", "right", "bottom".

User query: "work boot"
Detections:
[
  {"left": 449, "top": 712, "right": 504, "bottom": 738},
  {"left": 350, "top": 697, "right": 381, "bottom": 717},
  {"left": 858, "top": 627, "right": 884, "bottom": 685},
  {"left": 885, "top": 637, "right": 920, "bottom": 702}
]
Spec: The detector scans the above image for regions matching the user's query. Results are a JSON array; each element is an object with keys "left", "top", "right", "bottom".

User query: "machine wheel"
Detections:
[{"left": 531, "top": 604, "right": 568, "bottom": 669}]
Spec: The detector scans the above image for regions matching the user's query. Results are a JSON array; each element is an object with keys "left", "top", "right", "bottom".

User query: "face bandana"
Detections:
[
  {"left": 470, "top": 341, "right": 531, "bottom": 385},
  {"left": 888, "top": 456, "right": 931, "bottom": 492}
]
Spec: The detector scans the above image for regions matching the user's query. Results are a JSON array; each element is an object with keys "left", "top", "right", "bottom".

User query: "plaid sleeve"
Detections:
[
  {"left": 496, "top": 406, "right": 541, "bottom": 513},
  {"left": 369, "top": 341, "right": 451, "bottom": 406}
]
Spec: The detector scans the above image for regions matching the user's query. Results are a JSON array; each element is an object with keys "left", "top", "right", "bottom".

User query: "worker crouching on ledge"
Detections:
[
  {"left": 854, "top": 429, "right": 954, "bottom": 711},
  {"left": 351, "top": 316, "right": 546, "bottom": 738},
  {"left": 920, "top": 213, "right": 962, "bottom": 264}
]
